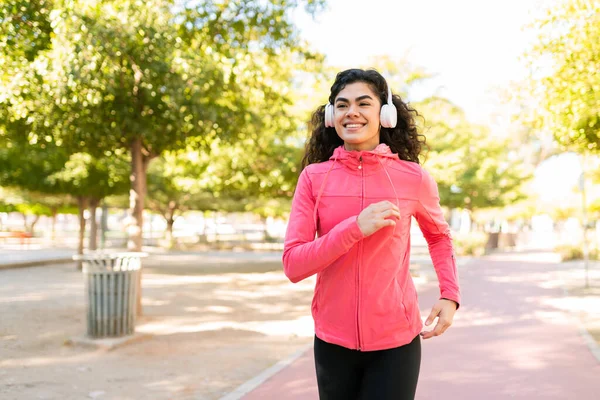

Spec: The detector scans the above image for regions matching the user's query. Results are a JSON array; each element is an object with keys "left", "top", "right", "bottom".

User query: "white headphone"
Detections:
[{"left": 324, "top": 82, "right": 397, "bottom": 128}]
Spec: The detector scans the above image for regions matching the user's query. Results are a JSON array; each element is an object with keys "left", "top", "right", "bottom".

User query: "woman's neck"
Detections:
[{"left": 343, "top": 142, "right": 379, "bottom": 152}]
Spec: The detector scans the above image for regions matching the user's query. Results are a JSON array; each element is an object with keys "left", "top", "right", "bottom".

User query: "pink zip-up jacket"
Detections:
[{"left": 283, "top": 144, "right": 460, "bottom": 351}]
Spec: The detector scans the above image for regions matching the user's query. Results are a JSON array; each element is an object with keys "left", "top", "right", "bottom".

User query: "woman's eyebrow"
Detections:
[{"left": 335, "top": 95, "right": 374, "bottom": 104}]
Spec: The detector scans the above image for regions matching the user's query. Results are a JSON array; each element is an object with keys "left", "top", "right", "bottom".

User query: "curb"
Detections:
[
  {"left": 65, "top": 333, "right": 153, "bottom": 352},
  {"left": 578, "top": 325, "right": 600, "bottom": 364},
  {"left": 218, "top": 342, "right": 313, "bottom": 400},
  {"left": 560, "top": 287, "right": 600, "bottom": 364},
  {"left": 0, "top": 258, "right": 74, "bottom": 270}
]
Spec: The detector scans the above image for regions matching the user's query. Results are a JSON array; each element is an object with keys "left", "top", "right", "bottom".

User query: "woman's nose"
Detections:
[{"left": 346, "top": 104, "right": 359, "bottom": 116}]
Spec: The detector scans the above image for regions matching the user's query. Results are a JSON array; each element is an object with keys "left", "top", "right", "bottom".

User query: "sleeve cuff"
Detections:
[{"left": 441, "top": 297, "right": 460, "bottom": 310}]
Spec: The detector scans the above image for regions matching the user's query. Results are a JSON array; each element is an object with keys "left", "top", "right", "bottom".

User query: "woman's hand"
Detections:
[
  {"left": 420, "top": 299, "right": 458, "bottom": 339},
  {"left": 356, "top": 201, "right": 400, "bottom": 236}
]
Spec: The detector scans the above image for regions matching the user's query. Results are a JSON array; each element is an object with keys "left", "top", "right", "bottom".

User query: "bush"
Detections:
[
  {"left": 453, "top": 232, "right": 488, "bottom": 257},
  {"left": 555, "top": 245, "right": 599, "bottom": 261}
]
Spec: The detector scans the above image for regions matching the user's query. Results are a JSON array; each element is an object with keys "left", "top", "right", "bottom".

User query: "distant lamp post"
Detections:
[{"left": 578, "top": 169, "right": 590, "bottom": 289}]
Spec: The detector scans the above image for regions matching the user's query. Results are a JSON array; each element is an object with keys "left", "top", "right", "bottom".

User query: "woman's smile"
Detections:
[{"left": 344, "top": 122, "right": 366, "bottom": 131}]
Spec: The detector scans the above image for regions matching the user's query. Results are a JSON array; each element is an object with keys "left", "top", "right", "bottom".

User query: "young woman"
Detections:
[{"left": 282, "top": 68, "right": 461, "bottom": 400}]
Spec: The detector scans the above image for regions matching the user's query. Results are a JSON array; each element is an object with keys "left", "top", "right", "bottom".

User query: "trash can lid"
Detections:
[{"left": 73, "top": 251, "right": 149, "bottom": 261}]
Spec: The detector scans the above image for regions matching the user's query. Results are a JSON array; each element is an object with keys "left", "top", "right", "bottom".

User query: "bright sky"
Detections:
[{"left": 294, "top": 0, "right": 552, "bottom": 125}]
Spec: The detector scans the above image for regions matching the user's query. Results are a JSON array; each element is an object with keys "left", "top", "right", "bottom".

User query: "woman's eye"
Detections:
[
  {"left": 336, "top": 104, "right": 347, "bottom": 109},
  {"left": 360, "top": 102, "right": 370, "bottom": 106}
]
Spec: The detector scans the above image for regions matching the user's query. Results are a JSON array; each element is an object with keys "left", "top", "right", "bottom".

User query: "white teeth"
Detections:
[{"left": 346, "top": 124, "right": 362, "bottom": 128}]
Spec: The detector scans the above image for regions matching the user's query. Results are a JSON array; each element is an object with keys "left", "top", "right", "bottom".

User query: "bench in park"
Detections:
[{"left": 0, "top": 231, "right": 33, "bottom": 245}]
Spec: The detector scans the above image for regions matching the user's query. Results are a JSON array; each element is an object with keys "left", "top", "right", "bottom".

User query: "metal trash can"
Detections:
[{"left": 74, "top": 252, "right": 148, "bottom": 338}]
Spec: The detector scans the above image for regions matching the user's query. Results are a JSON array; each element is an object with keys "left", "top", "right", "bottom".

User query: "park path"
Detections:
[{"left": 235, "top": 251, "right": 600, "bottom": 400}]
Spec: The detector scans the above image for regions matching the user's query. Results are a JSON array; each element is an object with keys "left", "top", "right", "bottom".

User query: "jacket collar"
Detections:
[
  {"left": 312, "top": 143, "right": 400, "bottom": 227},
  {"left": 330, "top": 144, "right": 399, "bottom": 166}
]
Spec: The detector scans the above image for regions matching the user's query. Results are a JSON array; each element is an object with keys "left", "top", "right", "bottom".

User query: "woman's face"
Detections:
[{"left": 333, "top": 82, "right": 382, "bottom": 151}]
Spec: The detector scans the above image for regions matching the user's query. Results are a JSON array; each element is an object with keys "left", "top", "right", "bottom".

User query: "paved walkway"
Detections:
[
  {"left": 0, "top": 246, "right": 75, "bottom": 268},
  {"left": 0, "top": 244, "right": 283, "bottom": 270},
  {"left": 234, "top": 251, "right": 600, "bottom": 400}
]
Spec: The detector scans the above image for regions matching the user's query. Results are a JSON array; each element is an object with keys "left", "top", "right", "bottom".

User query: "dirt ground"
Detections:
[
  {"left": 0, "top": 259, "right": 318, "bottom": 400},
  {"left": 1, "top": 254, "right": 598, "bottom": 400}
]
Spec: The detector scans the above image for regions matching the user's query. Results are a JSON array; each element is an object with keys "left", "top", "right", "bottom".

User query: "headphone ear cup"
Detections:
[
  {"left": 380, "top": 104, "right": 397, "bottom": 128},
  {"left": 324, "top": 103, "right": 335, "bottom": 128}
]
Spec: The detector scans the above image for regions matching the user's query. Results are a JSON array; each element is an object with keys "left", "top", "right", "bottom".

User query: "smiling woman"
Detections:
[{"left": 283, "top": 68, "right": 461, "bottom": 400}]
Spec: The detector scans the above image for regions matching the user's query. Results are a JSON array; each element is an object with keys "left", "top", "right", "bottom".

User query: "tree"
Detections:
[
  {"left": 146, "top": 131, "right": 303, "bottom": 247},
  {"left": 47, "top": 152, "right": 130, "bottom": 252},
  {"left": 13, "top": 194, "right": 71, "bottom": 235},
  {"left": 1, "top": 0, "right": 326, "bottom": 252},
  {"left": 0, "top": 133, "right": 128, "bottom": 263},
  {"left": 146, "top": 153, "right": 221, "bottom": 248},
  {"left": 420, "top": 98, "right": 529, "bottom": 216},
  {"left": 522, "top": 0, "right": 600, "bottom": 153}
]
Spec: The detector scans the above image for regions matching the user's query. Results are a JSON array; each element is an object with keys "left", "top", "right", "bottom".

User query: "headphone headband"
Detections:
[{"left": 324, "top": 76, "right": 398, "bottom": 129}]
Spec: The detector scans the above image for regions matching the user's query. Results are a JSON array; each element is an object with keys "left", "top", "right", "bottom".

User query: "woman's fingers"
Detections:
[
  {"left": 358, "top": 201, "right": 401, "bottom": 236},
  {"left": 376, "top": 219, "right": 396, "bottom": 228},
  {"left": 381, "top": 209, "right": 401, "bottom": 219},
  {"left": 377, "top": 201, "right": 399, "bottom": 212}
]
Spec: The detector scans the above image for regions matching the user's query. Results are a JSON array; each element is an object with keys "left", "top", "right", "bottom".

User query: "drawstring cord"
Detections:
[
  {"left": 313, "top": 156, "right": 337, "bottom": 230},
  {"left": 377, "top": 158, "right": 400, "bottom": 208},
  {"left": 378, "top": 157, "right": 400, "bottom": 235}
]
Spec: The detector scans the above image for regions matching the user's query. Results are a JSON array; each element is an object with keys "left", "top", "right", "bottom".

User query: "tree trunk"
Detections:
[
  {"left": 21, "top": 213, "right": 40, "bottom": 235},
  {"left": 51, "top": 207, "right": 57, "bottom": 244},
  {"left": 76, "top": 196, "right": 89, "bottom": 270},
  {"left": 164, "top": 201, "right": 178, "bottom": 249},
  {"left": 129, "top": 136, "right": 151, "bottom": 316},
  {"left": 197, "top": 211, "right": 209, "bottom": 243},
  {"left": 100, "top": 202, "right": 108, "bottom": 249},
  {"left": 29, "top": 215, "right": 40, "bottom": 235},
  {"left": 165, "top": 218, "right": 175, "bottom": 249},
  {"left": 128, "top": 136, "right": 148, "bottom": 252},
  {"left": 214, "top": 212, "right": 219, "bottom": 243},
  {"left": 88, "top": 198, "right": 100, "bottom": 251},
  {"left": 262, "top": 215, "right": 269, "bottom": 242}
]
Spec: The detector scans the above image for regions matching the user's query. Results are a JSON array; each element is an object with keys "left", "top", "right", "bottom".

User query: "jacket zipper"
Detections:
[{"left": 356, "top": 156, "right": 363, "bottom": 350}]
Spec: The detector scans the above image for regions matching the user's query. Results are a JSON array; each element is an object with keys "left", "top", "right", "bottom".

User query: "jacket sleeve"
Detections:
[
  {"left": 282, "top": 168, "right": 364, "bottom": 283},
  {"left": 414, "top": 169, "right": 461, "bottom": 307}
]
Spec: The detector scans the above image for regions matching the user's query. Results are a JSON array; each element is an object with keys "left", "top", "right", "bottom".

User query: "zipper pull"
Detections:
[{"left": 358, "top": 156, "right": 362, "bottom": 170}]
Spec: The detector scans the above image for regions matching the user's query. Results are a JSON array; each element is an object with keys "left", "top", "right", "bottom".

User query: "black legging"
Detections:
[{"left": 314, "top": 335, "right": 421, "bottom": 400}]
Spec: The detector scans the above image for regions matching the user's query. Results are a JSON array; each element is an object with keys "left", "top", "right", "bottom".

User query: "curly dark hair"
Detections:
[{"left": 301, "top": 68, "right": 427, "bottom": 168}]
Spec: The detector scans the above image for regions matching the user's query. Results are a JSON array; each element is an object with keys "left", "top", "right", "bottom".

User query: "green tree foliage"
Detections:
[
  {"left": 420, "top": 98, "right": 529, "bottom": 211},
  {"left": 47, "top": 152, "right": 129, "bottom": 202},
  {"left": 523, "top": 0, "right": 600, "bottom": 152},
  {"left": 48, "top": 152, "right": 130, "bottom": 250},
  {"left": 0, "top": 136, "right": 127, "bottom": 252},
  {"left": 0, "top": 186, "right": 75, "bottom": 235},
  {"left": 146, "top": 132, "right": 303, "bottom": 247},
  {"left": 0, "top": 0, "right": 325, "bottom": 251},
  {"left": 0, "top": 0, "right": 53, "bottom": 62}
]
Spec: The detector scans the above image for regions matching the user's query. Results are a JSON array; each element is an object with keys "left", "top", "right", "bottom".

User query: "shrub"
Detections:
[
  {"left": 453, "top": 231, "right": 487, "bottom": 257},
  {"left": 555, "top": 245, "right": 599, "bottom": 261}
]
